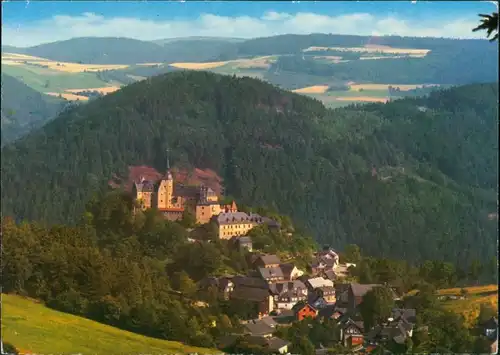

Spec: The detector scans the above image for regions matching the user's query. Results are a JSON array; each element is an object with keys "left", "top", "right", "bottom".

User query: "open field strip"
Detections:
[
  {"left": 292, "top": 85, "right": 330, "bottom": 94},
  {"left": 171, "top": 56, "right": 275, "bottom": 70},
  {"left": 336, "top": 96, "right": 389, "bottom": 103},
  {"left": 65, "top": 86, "right": 121, "bottom": 94},
  {"left": 1, "top": 60, "right": 24, "bottom": 66},
  {"left": 349, "top": 83, "right": 440, "bottom": 91},
  {"left": 437, "top": 285, "right": 498, "bottom": 328},
  {"left": 2, "top": 52, "right": 51, "bottom": 61},
  {"left": 303, "top": 46, "right": 430, "bottom": 55},
  {"left": 47, "top": 92, "right": 90, "bottom": 101},
  {"left": 360, "top": 53, "right": 427, "bottom": 60},
  {"left": 438, "top": 284, "right": 498, "bottom": 295},
  {"left": 170, "top": 61, "right": 230, "bottom": 69},
  {"left": 1, "top": 293, "right": 220, "bottom": 355},
  {"left": 2, "top": 54, "right": 130, "bottom": 72}
]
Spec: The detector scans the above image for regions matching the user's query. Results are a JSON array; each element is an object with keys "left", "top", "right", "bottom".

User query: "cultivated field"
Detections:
[
  {"left": 46, "top": 92, "right": 89, "bottom": 101},
  {"left": 65, "top": 86, "right": 121, "bottom": 94},
  {"left": 170, "top": 61, "right": 229, "bottom": 69},
  {"left": 349, "top": 83, "right": 439, "bottom": 91},
  {"left": 2, "top": 64, "right": 111, "bottom": 93},
  {"left": 1, "top": 293, "right": 220, "bottom": 355},
  {"left": 303, "top": 45, "right": 430, "bottom": 55},
  {"left": 437, "top": 284, "right": 498, "bottom": 328},
  {"left": 292, "top": 85, "right": 330, "bottom": 94},
  {"left": 336, "top": 96, "right": 389, "bottom": 103},
  {"left": 2, "top": 52, "right": 130, "bottom": 73}
]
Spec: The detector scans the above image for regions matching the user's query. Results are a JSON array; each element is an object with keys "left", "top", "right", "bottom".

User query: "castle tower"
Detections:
[{"left": 157, "top": 148, "right": 174, "bottom": 209}]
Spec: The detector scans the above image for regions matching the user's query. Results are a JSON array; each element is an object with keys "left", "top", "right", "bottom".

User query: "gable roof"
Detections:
[
  {"left": 232, "top": 286, "right": 270, "bottom": 302},
  {"left": 341, "top": 318, "right": 364, "bottom": 332},
  {"left": 391, "top": 308, "right": 417, "bottom": 324},
  {"left": 232, "top": 275, "right": 269, "bottom": 289},
  {"left": 267, "top": 337, "right": 290, "bottom": 350},
  {"left": 307, "top": 277, "right": 334, "bottom": 289},
  {"left": 258, "top": 254, "right": 282, "bottom": 265},
  {"left": 259, "top": 266, "right": 284, "bottom": 280},
  {"left": 292, "top": 301, "right": 318, "bottom": 313},
  {"left": 350, "top": 283, "right": 383, "bottom": 298},
  {"left": 244, "top": 321, "right": 275, "bottom": 337}
]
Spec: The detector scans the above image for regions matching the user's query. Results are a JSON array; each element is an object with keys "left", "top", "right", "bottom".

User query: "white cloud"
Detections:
[{"left": 2, "top": 10, "right": 486, "bottom": 47}]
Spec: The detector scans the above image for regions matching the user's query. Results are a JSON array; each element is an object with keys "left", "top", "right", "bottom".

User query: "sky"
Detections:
[{"left": 2, "top": 1, "right": 498, "bottom": 47}]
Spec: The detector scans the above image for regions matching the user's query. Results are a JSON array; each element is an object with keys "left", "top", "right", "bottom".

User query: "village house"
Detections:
[
  {"left": 258, "top": 266, "right": 285, "bottom": 283},
  {"left": 311, "top": 248, "right": 340, "bottom": 275},
  {"left": 244, "top": 317, "right": 277, "bottom": 338},
  {"left": 198, "top": 276, "right": 235, "bottom": 300},
  {"left": 305, "top": 276, "right": 334, "bottom": 291},
  {"left": 481, "top": 317, "right": 498, "bottom": 339},
  {"left": 254, "top": 254, "right": 282, "bottom": 269},
  {"left": 269, "top": 280, "right": 308, "bottom": 310},
  {"left": 280, "top": 263, "right": 304, "bottom": 280},
  {"left": 239, "top": 335, "right": 291, "bottom": 354},
  {"left": 319, "top": 306, "right": 348, "bottom": 322},
  {"left": 335, "top": 283, "right": 351, "bottom": 307},
  {"left": 292, "top": 302, "right": 319, "bottom": 321},
  {"left": 231, "top": 286, "right": 274, "bottom": 316},
  {"left": 315, "top": 286, "right": 337, "bottom": 304},
  {"left": 339, "top": 318, "right": 365, "bottom": 348}
]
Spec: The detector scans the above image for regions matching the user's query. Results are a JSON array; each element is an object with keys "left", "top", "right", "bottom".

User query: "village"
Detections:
[{"left": 132, "top": 167, "right": 498, "bottom": 354}]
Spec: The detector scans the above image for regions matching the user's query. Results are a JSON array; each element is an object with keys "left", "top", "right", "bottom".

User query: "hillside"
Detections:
[
  {"left": 1, "top": 293, "right": 219, "bottom": 354},
  {"left": 5, "top": 37, "right": 238, "bottom": 65},
  {"left": 1, "top": 74, "right": 65, "bottom": 144},
  {"left": 1, "top": 71, "right": 497, "bottom": 268}
]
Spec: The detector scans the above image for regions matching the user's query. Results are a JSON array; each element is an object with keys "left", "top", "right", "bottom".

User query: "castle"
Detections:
[{"left": 133, "top": 155, "right": 279, "bottom": 239}]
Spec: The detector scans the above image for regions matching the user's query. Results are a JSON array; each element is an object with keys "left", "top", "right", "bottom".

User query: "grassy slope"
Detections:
[
  {"left": 2, "top": 64, "right": 109, "bottom": 93},
  {"left": 437, "top": 285, "right": 498, "bottom": 327},
  {"left": 1, "top": 293, "right": 220, "bottom": 355}
]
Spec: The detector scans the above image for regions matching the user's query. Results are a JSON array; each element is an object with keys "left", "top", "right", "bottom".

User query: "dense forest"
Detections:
[
  {"left": 2, "top": 191, "right": 495, "bottom": 353},
  {"left": 1, "top": 74, "right": 65, "bottom": 145},
  {"left": 1, "top": 71, "right": 497, "bottom": 269}
]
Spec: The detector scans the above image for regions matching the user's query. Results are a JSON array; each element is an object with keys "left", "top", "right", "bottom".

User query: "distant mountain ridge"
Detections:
[{"left": 4, "top": 34, "right": 497, "bottom": 65}]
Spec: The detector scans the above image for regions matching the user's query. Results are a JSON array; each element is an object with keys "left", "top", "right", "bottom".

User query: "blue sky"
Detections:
[{"left": 2, "top": 1, "right": 497, "bottom": 47}]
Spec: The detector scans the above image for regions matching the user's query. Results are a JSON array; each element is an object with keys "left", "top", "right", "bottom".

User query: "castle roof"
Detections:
[
  {"left": 215, "top": 212, "right": 265, "bottom": 225},
  {"left": 134, "top": 180, "right": 155, "bottom": 193}
]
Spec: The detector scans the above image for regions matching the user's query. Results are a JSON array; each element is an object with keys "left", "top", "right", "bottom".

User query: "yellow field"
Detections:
[
  {"left": 46, "top": 92, "right": 89, "bottom": 101},
  {"left": 349, "top": 83, "right": 438, "bottom": 91},
  {"left": 438, "top": 284, "right": 498, "bottom": 295},
  {"left": 2, "top": 293, "right": 219, "bottom": 355},
  {"left": 1, "top": 60, "right": 24, "bottom": 66},
  {"left": 303, "top": 46, "right": 430, "bottom": 55},
  {"left": 2, "top": 52, "right": 51, "bottom": 62},
  {"left": 438, "top": 285, "right": 498, "bottom": 327},
  {"left": 1, "top": 53, "right": 130, "bottom": 73},
  {"left": 65, "top": 86, "right": 121, "bottom": 94},
  {"left": 359, "top": 54, "right": 427, "bottom": 60},
  {"left": 169, "top": 61, "right": 229, "bottom": 69},
  {"left": 234, "top": 57, "right": 273, "bottom": 69},
  {"left": 336, "top": 96, "right": 389, "bottom": 103},
  {"left": 292, "top": 85, "right": 330, "bottom": 94}
]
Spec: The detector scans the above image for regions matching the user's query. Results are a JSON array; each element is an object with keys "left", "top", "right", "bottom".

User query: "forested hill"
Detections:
[{"left": 1, "top": 71, "right": 497, "bottom": 267}]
